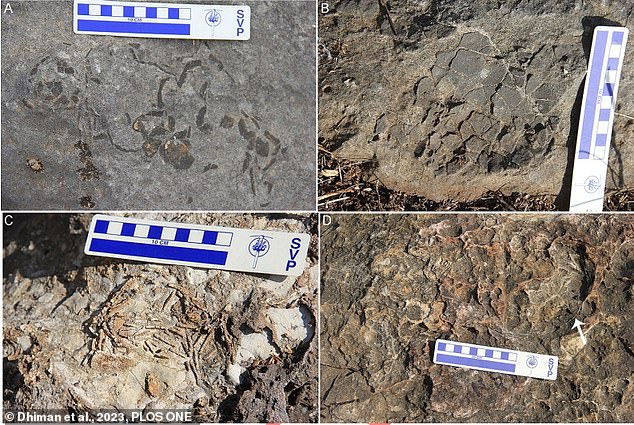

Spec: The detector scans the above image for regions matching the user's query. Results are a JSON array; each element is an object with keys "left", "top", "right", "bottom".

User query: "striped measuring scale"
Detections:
[
  {"left": 73, "top": 0, "right": 250, "bottom": 40},
  {"left": 433, "top": 339, "right": 558, "bottom": 380},
  {"left": 570, "top": 26, "right": 629, "bottom": 212},
  {"left": 84, "top": 215, "right": 309, "bottom": 276}
]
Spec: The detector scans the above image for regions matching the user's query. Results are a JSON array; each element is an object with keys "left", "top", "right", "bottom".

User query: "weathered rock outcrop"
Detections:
[
  {"left": 321, "top": 214, "right": 634, "bottom": 421},
  {"left": 319, "top": 0, "right": 634, "bottom": 205},
  {"left": 3, "top": 213, "right": 318, "bottom": 422},
  {"left": 2, "top": 1, "right": 316, "bottom": 210}
]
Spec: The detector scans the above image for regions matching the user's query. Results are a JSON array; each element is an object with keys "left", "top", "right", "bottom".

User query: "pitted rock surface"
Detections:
[
  {"left": 321, "top": 214, "right": 634, "bottom": 422},
  {"left": 319, "top": 0, "right": 634, "bottom": 203}
]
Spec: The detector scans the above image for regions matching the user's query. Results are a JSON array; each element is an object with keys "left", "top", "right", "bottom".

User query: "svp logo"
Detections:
[
  {"left": 204, "top": 9, "right": 222, "bottom": 36},
  {"left": 547, "top": 357, "right": 555, "bottom": 377},
  {"left": 249, "top": 235, "right": 271, "bottom": 269},
  {"left": 286, "top": 237, "right": 302, "bottom": 272},
  {"left": 236, "top": 9, "right": 246, "bottom": 37}
]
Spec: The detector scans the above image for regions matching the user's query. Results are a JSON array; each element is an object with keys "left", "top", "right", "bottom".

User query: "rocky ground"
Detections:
[
  {"left": 1, "top": 0, "right": 316, "bottom": 210},
  {"left": 3, "top": 213, "right": 318, "bottom": 422},
  {"left": 319, "top": 0, "right": 634, "bottom": 210},
  {"left": 321, "top": 214, "right": 634, "bottom": 422}
]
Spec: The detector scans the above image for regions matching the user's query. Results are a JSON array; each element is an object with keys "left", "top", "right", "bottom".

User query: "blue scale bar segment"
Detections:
[
  {"left": 435, "top": 353, "right": 516, "bottom": 373},
  {"left": 577, "top": 28, "right": 626, "bottom": 160},
  {"left": 89, "top": 238, "right": 228, "bottom": 265},
  {"left": 93, "top": 219, "right": 232, "bottom": 246},
  {"left": 578, "top": 30, "right": 608, "bottom": 159},
  {"left": 77, "top": 3, "right": 89, "bottom": 15},
  {"left": 77, "top": 3, "right": 191, "bottom": 20},
  {"left": 77, "top": 20, "right": 190, "bottom": 35},
  {"left": 435, "top": 341, "right": 517, "bottom": 373}
]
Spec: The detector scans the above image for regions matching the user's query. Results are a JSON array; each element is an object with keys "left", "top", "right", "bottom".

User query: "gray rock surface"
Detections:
[
  {"left": 3, "top": 213, "right": 318, "bottom": 422},
  {"left": 2, "top": 0, "right": 316, "bottom": 210},
  {"left": 321, "top": 214, "right": 634, "bottom": 422},
  {"left": 319, "top": 0, "right": 634, "bottom": 205}
]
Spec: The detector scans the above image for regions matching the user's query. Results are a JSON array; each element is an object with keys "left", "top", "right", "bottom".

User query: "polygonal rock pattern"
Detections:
[
  {"left": 3, "top": 213, "right": 318, "bottom": 422},
  {"left": 319, "top": 0, "right": 634, "bottom": 203},
  {"left": 1, "top": 1, "right": 315, "bottom": 210},
  {"left": 321, "top": 214, "right": 634, "bottom": 422}
]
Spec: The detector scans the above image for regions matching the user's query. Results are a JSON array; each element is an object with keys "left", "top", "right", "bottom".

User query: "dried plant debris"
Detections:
[
  {"left": 319, "top": 145, "right": 634, "bottom": 211},
  {"left": 3, "top": 213, "right": 318, "bottom": 422},
  {"left": 319, "top": 144, "right": 559, "bottom": 211},
  {"left": 319, "top": 0, "right": 634, "bottom": 209},
  {"left": 321, "top": 214, "right": 634, "bottom": 422}
]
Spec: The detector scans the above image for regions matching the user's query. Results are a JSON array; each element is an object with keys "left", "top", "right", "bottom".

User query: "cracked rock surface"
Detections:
[
  {"left": 321, "top": 214, "right": 634, "bottom": 422},
  {"left": 2, "top": 0, "right": 315, "bottom": 210},
  {"left": 3, "top": 213, "right": 318, "bottom": 422},
  {"left": 319, "top": 0, "right": 634, "bottom": 204}
]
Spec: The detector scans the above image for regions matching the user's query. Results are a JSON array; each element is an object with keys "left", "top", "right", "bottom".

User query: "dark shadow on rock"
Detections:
[
  {"left": 298, "top": 304, "right": 316, "bottom": 345},
  {"left": 218, "top": 393, "right": 242, "bottom": 422},
  {"left": 3, "top": 358, "right": 25, "bottom": 409},
  {"left": 609, "top": 137, "right": 626, "bottom": 189},
  {"left": 580, "top": 17, "right": 624, "bottom": 54},
  {"left": 3, "top": 213, "right": 137, "bottom": 279},
  {"left": 427, "top": 338, "right": 436, "bottom": 363},
  {"left": 3, "top": 213, "right": 147, "bottom": 321},
  {"left": 554, "top": 79, "right": 586, "bottom": 210},
  {"left": 554, "top": 16, "right": 623, "bottom": 210}
]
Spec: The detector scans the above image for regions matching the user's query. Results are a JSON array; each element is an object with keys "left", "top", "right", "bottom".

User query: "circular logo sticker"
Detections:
[
  {"left": 526, "top": 355, "right": 538, "bottom": 369},
  {"left": 584, "top": 175, "right": 601, "bottom": 193},
  {"left": 205, "top": 9, "right": 222, "bottom": 27},
  {"left": 249, "top": 235, "right": 271, "bottom": 269}
]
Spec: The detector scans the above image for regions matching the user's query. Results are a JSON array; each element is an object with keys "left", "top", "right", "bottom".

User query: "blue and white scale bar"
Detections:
[
  {"left": 85, "top": 215, "right": 310, "bottom": 276},
  {"left": 570, "top": 26, "right": 628, "bottom": 212},
  {"left": 78, "top": 3, "right": 192, "bottom": 21},
  {"left": 433, "top": 339, "right": 558, "bottom": 380},
  {"left": 74, "top": 0, "right": 250, "bottom": 40}
]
